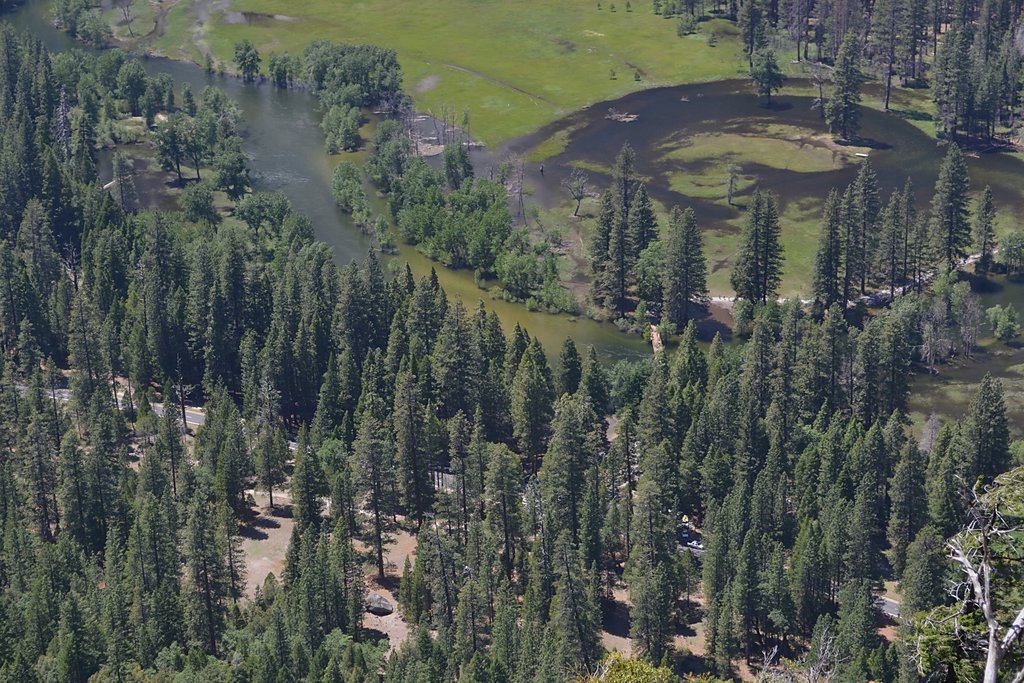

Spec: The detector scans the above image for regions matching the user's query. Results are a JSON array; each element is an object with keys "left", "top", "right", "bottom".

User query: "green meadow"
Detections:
[{"left": 140, "top": 0, "right": 749, "bottom": 145}]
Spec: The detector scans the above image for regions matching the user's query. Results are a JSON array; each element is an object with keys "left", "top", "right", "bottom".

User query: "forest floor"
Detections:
[
  {"left": 239, "top": 490, "right": 416, "bottom": 651},
  {"left": 358, "top": 528, "right": 417, "bottom": 651},
  {"left": 241, "top": 489, "right": 295, "bottom": 596}
]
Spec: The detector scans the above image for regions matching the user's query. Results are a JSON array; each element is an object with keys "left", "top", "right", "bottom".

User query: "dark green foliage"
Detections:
[
  {"left": 899, "top": 525, "right": 947, "bottom": 617},
  {"left": 2, "top": 19, "right": 1022, "bottom": 683},
  {"left": 662, "top": 206, "right": 708, "bottom": 326},
  {"left": 749, "top": 48, "right": 785, "bottom": 102},
  {"left": 731, "top": 190, "right": 784, "bottom": 304},
  {"left": 591, "top": 143, "right": 645, "bottom": 315},
  {"left": 973, "top": 186, "right": 997, "bottom": 273},
  {"left": 813, "top": 189, "right": 843, "bottom": 308},
  {"left": 930, "top": 144, "right": 972, "bottom": 272},
  {"left": 826, "top": 33, "right": 863, "bottom": 139},
  {"left": 233, "top": 40, "right": 262, "bottom": 81}
]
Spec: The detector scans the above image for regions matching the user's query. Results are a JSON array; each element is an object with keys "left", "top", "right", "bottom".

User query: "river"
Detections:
[
  {"left": 8, "top": 0, "right": 1024, "bottom": 433},
  {"left": 6, "top": 0, "right": 652, "bottom": 362},
  {"left": 503, "top": 81, "right": 1024, "bottom": 223}
]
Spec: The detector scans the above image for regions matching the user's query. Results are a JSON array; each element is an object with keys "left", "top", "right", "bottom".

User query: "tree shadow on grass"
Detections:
[
  {"left": 888, "top": 107, "right": 932, "bottom": 123},
  {"left": 601, "top": 595, "right": 631, "bottom": 638},
  {"left": 269, "top": 503, "right": 293, "bottom": 519},
  {"left": 835, "top": 136, "right": 892, "bottom": 151},
  {"left": 239, "top": 525, "right": 268, "bottom": 541},
  {"left": 759, "top": 100, "right": 793, "bottom": 113},
  {"left": 678, "top": 601, "right": 704, "bottom": 632}
]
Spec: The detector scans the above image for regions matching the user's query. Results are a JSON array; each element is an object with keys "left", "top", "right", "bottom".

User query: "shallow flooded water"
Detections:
[
  {"left": 909, "top": 274, "right": 1024, "bottom": 437},
  {"left": 8, "top": 0, "right": 652, "bottom": 361},
  {"left": 11, "top": 1, "right": 1024, "bottom": 396},
  {"left": 505, "top": 80, "right": 1024, "bottom": 235}
]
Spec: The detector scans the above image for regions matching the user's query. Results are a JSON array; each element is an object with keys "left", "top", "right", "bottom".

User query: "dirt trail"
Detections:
[
  {"left": 442, "top": 63, "right": 550, "bottom": 105},
  {"left": 191, "top": 0, "right": 233, "bottom": 57}
]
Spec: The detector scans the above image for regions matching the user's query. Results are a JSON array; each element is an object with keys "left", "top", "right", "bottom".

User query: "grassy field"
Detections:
[{"left": 131, "top": 0, "right": 748, "bottom": 145}]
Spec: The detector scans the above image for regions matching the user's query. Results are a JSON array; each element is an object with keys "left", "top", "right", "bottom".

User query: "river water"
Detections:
[
  {"left": 504, "top": 81, "right": 1024, "bottom": 242},
  {"left": 7, "top": 0, "right": 652, "bottom": 361},
  {"left": 9, "top": 1, "right": 1024, "bottom": 431}
]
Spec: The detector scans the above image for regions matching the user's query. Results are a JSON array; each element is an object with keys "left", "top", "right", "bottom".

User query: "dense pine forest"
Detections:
[{"left": 1, "top": 0, "right": 1024, "bottom": 680}]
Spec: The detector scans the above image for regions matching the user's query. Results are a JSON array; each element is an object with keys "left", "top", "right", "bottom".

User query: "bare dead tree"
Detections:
[
  {"left": 918, "top": 297, "right": 952, "bottom": 373},
  {"left": 756, "top": 624, "right": 842, "bottom": 682},
  {"left": 120, "top": 0, "right": 135, "bottom": 37},
  {"left": 947, "top": 474, "right": 1024, "bottom": 683},
  {"left": 804, "top": 62, "right": 831, "bottom": 119},
  {"left": 727, "top": 162, "right": 741, "bottom": 206},
  {"left": 561, "top": 166, "right": 589, "bottom": 216},
  {"left": 955, "top": 292, "right": 984, "bottom": 357},
  {"left": 917, "top": 470, "right": 1024, "bottom": 683}
]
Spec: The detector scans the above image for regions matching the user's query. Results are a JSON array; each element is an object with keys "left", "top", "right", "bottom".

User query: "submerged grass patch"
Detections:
[
  {"left": 527, "top": 122, "right": 586, "bottom": 163},
  {"left": 661, "top": 130, "right": 854, "bottom": 173}
]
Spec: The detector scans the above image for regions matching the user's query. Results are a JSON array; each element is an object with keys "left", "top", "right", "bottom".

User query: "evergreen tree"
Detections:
[
  {"left": 433, "top": 300, "right": 481, "bottom": 420},
  {"left": 973, "top": 185, "right": 997, "bottom": 273},
  {"left": 887, "top": 441, "right": 927, "bottom": 577},
  {"left": 556, "top": 336, "right": 583, "bottom": 398},
  {"left": 662, "top": 206, "right": 709, "bottom": 326},
  {"left": 930, "top": 143, "right": 972, "bottom": 271},
  {"left": 899, "top": 525, "right": 947, "bottom": 617},
  {"left": 932, "top": 25, "right": 973, "bottom": 140},
  {"left": 749, "top": 48, "right": 786, "bottom": 102},
  {"left": 961, "top": 373, "right": 1010, "bottom": 480},
  {"left": 544, "top": 536, "right": 602, "bottom": 676},
  {"left": 853, "top": 160, "right": 881, "bottom": 294},
  {"left": 101, "top": 530, "right": 132, "bottom": 683},
  {"left": 353, "top": 413, "right": 395, "bottom": 579},
  {"left": 110, "top": 151, "right": 137, "bottom": 213},
  {"left": 870, "top": 0, "right": 902, "bottom": 109},
  {"left": 485, "top": 444, "right": 524, "bottom": 580},
  {"left": 254, "top": 425, "right": 287, "bottom": 510},
  {"left": 731, "top": 190, "right": 784, "bottom": 304},
  {"left": 511, "top": 338, "right": 554, "bottom": 468},
  {"left": 541, "top": 392, "right": 600, "bottom": 544},
  {"left": 592, "top": 143, "right": 638, "bottom": 314},
  {"left": 54, "top": 594, "right": 99, "bottom": 683},
  {"left": 183, "top": 483, "right": 229, "bottom": 655},
  {"left": 875, "top": 189, "right": 904, "bottom": 298},
  {"left": 393, "top": 365, "right": 433, "bottom": 524},
  {"left": 626, "top": 441, "right": 678, "bottom": 664},
  {"left": 291, "top": 427, "right": 325, "bottom": 531},
  {"left": 826, "top": 33, "right": 863, "bottom": 139},
  {"left": 219, "top": 503, "right": 247, "bottom": 605},
  {"left": 813, "top": 188, "right": 844, "bottom": 308},
  {"left": 627, "top": 183, "right": 658, "bottom": 260}
]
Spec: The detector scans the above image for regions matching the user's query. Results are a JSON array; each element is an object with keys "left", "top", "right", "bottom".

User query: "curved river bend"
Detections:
[
  {"left": 10, "top": 0, "right": 1024, "bottom": 421},
  {"left": 7, "top": 0, "right": 652, "bottom": 361}
]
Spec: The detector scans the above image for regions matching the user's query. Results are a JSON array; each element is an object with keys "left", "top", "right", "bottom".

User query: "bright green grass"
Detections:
[
  {"left": 151, "top": 0, "right": 749, "bottom": 145},
  {"left": 697, "top": 194, "right": 821, "bottom": 296},
  {"left": 527, "top": 122, "right": 586, "bottom": 163},
  {"left": 109, "top": 1, "right": 158, "bottom": 42}
]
